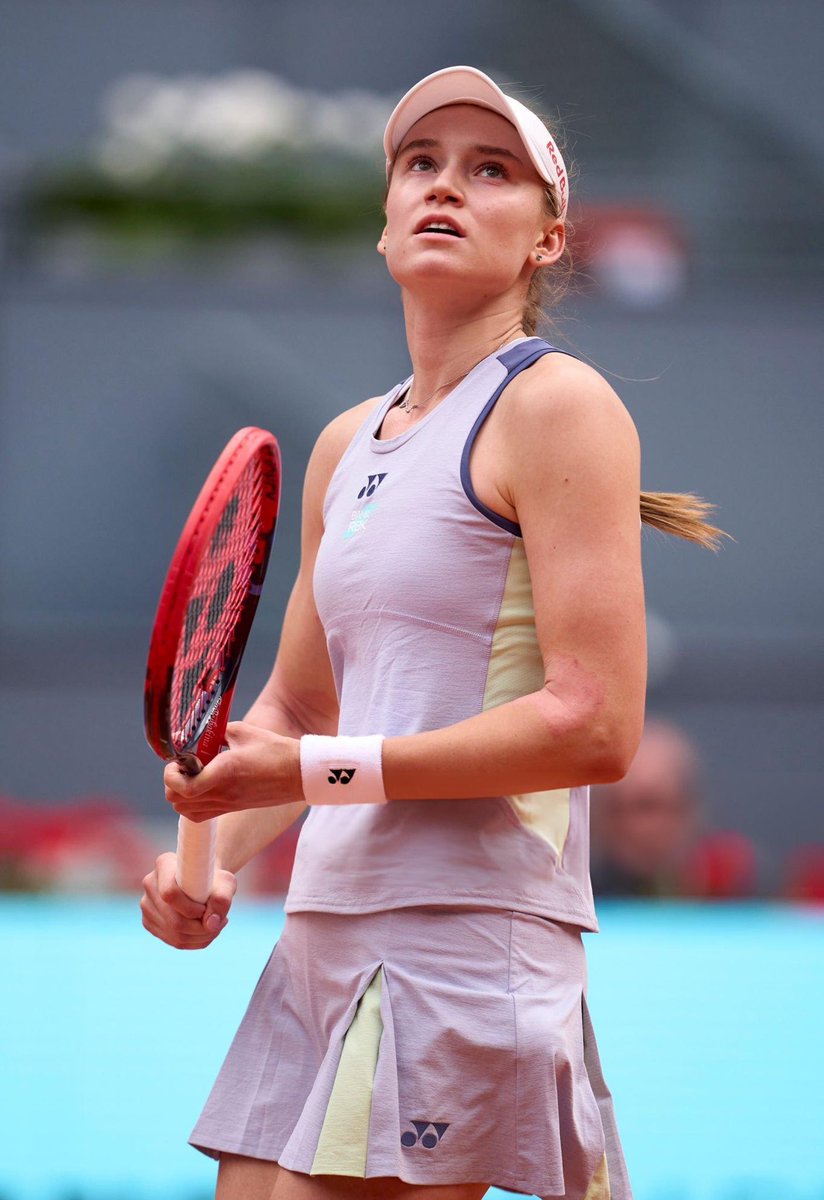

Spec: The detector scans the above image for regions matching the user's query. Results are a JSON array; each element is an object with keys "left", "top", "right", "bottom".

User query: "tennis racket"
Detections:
[{"left": 144, "top": 427, "right": 281, "bottom": 903}]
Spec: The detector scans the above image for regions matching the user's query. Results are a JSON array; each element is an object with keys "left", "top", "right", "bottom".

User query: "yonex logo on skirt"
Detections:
[{"left": 401, "top": 1120, "right": 450, "bottom": 1149}]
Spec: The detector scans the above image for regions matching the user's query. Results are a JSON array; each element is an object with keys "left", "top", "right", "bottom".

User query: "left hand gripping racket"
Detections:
[{"left": 144, "top": 427, "right": 281, "bottom": 902}]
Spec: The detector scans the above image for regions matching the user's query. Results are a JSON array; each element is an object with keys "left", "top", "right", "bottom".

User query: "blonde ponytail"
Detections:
[{"left": 639, "top": 490, "right": 731, "bottom": 551}]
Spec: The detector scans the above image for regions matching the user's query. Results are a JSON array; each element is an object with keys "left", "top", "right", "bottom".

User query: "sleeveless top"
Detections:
[{"left": 284, "top": 336, "right": 599, "bottom": 932}]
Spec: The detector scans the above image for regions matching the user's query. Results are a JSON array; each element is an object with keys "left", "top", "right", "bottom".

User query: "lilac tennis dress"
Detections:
[{"left": 190, "top": 337, "right": 633, "bottom": 1199}]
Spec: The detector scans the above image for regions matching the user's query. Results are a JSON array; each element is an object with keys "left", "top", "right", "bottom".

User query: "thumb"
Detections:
[
  {"left": 164, "top": 759, "right": 211, "bottom": 798},
  {"left": 223, "top": 720, "right": 257, "bottom": 750},
  {"left": 202, "top": 868, "right": 237, "bottom": 933}
]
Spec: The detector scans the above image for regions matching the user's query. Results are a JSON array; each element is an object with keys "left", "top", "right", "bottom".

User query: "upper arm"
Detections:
[
  {"left": 256, "top": 397, "right": 380, "bottom": 732},
  {"left": 503, "top": 355, "right": 647, "bottom": 772}
]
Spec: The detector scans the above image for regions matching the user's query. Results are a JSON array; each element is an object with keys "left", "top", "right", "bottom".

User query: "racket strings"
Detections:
[{"left": 170, "top": 458, "right": 269, "bottom": 750}]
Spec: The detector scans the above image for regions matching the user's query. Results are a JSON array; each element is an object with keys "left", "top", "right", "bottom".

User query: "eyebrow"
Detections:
[{"left": 398, "top": 137, "right": 523, "bottom": 164}]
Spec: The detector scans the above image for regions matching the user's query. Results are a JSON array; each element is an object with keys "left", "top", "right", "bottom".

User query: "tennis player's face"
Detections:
[{"left": 381, "top": 104, "right": 560, "bottom": 295}]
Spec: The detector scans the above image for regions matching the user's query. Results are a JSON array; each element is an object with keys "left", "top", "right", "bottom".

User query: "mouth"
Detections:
[{"left": 414, "top": 216, "right": 465, "bottom": 238}]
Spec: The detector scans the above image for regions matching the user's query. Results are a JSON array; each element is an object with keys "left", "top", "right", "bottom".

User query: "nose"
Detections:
[{"left": 426, "top": 163, "right": 464, "bottom": 205}]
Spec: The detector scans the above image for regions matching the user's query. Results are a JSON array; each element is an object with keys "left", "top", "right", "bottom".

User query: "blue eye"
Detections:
[
  {"left": 479, "top": 162, "right": 508, "bottom": 179},
  {"left": 409, "top": 156, "right": 434, "bottom": 171}
]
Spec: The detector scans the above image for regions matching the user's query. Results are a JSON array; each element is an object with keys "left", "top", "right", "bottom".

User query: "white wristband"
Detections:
[{"left": 300, "top": 734, "right": 387, "bottom": 806}]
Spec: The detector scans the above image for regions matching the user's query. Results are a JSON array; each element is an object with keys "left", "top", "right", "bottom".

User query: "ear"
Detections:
[
  {"left": 377, "top": 224, "right": 389, "bottom": 257},
  {"left": 533, "top": 219, "right": 566, "bottom": 267}
]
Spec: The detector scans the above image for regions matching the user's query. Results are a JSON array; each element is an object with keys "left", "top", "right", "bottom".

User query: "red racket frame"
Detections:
[{"left": 144, "top": 426, "right": 281, "bottom": 900}]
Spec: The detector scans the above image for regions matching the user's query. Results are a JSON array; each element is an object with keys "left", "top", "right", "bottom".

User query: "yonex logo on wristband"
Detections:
[
  {"left": 401, "top": 1120, "right": 450, "bottom": 1149},
  {"left": 301, "top": 734, "right": 386, "bottom": 805},
  {"left": 327, "top": 768, "right": 356, "bottom": 785}
]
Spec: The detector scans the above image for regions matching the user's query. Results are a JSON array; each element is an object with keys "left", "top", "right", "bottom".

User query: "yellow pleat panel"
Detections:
[
  {"left": 482, "top": 540, "right": 545, "bottom": 710},
  {"left": 310, "top": 968, "right": 384, "bottom": 1177},
  {"left": 506, "top": 787, "right": 572, "bottom": 860},
  {"left": 582, "top": 1152, "right": 611, "bottom": 1200},
  {"left": 483, "top": 540, "right": 572, "bottom": 858}
]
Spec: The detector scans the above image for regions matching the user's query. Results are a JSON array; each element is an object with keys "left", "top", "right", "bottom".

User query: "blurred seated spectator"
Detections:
[{"left": 591, "top": 719, "right": 758, "bottom": 899}]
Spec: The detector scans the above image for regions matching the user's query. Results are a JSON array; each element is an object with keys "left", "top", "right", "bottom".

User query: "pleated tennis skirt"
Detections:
[{"left": 189, "top": 906, "right": 632, "bottom": 1200}]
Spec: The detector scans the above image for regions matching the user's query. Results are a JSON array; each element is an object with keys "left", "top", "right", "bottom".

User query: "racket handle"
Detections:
[{"left": 176, "top": 815, "right": 217, "bottom": 904}]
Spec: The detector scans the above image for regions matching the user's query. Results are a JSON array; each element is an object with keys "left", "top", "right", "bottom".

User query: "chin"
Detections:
[{"left": 389, "top": 257, "right": 501, "bottom": 293}]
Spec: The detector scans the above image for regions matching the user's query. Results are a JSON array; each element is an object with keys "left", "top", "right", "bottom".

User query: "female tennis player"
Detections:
[{"left": 141, "top": 65, "right": 723, "bottom": 1200}]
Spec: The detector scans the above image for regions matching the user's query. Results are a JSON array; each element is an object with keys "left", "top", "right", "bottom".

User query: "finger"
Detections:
[
  {"left": 169, "top": 802, "right": 228, "bottom": 823},
  {"left": 225, "top": 721, "right": 290, "bottom": 747},
  {"left": 163, "top": 759, "right": 216, "bottom": 800},
  {"left": 148, "top": 851, "right": 176, "bottom": 889},
  {"left": 156, "top": 854, "right": 207, "bottom": 919},
  {"left": 143, "top": 916, "right": 217, "bottom": 950},
  {"left": 224, "top": 721, "right": 251, "bottom": 748},
  {"left": 141, "top": 894, "right": 218, "bottom": 948},
  {"left": 168, "top": 751, "right": 242, "bottom": 805},
  {"left": 142, "top": 890, "right": 200, "bottom": 934},
  {"left": 203, "top": 869, "right": 237, "bottom": 930},
  {"left": 169, "top": 778, "right": 246, "bottom": 820},
  {"left": 163, "top": 760, "right": 192, "bottom": 796},
  {"left": 140, "top": 898, "right": 176, "bottom": 943},
  {"left": 140, "top": 893, "right": 162, "bottom": 933}
]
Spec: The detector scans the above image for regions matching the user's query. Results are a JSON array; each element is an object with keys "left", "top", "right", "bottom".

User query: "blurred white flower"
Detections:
[
  {"left": 304, "top": 88, "right": 387, "bottom": 154},
  {"left": 180, "top": 72, "right": 305, "bottom": 156},
  {"left": 97, "top": 75, "right": 195, "bottom": 177},
  {"left": 93, "top": 69, "right": 390, "bottom": 179}
]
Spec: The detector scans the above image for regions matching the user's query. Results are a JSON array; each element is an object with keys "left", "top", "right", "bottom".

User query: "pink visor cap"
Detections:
[{"left": 383, "top": 65, "right": 569, "bottom": 220}]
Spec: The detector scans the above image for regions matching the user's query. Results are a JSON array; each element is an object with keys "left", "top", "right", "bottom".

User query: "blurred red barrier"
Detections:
[
  {"left": 0, "top": 793, "right": 157, "bottom": 891},
  {"left": 679, "top": 831, "right": 759, "bottom": 899},
  {"left": 781, "top": 845, "right": 824, "bottom": 904}
]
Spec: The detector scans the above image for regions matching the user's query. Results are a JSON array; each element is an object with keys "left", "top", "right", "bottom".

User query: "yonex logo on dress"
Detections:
[
  {"left": 357, "top": 473, "right": 387, "bottom": 499},
  {"left": 401, "top": 1121, "right": 450, "bottom": 1149},
  {"left": 327, "top": 768, "right": 356, "bottom": 785}
]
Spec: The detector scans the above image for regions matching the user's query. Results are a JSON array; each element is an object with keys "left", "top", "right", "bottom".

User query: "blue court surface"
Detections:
[{"left": 2, "top": 898, "right": 822, "bottom": 1200}]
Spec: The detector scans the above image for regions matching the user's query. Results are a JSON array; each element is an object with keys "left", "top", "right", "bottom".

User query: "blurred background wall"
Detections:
[{"left": 1, "top": 0, "right": 822, "bottom": 893}]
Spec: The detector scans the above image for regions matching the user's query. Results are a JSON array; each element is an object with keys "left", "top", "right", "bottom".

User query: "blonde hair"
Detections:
[{"left": 384, "top": 150, "right": 730, "bottom": 554}]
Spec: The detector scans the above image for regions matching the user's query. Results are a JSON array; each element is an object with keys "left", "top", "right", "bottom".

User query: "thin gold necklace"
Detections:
[
  {"left": 396, "top": 366, "right": 470, "bottom": 413},
  {"left": 396, "top": 331, "right": 526, "bottom": 414}
]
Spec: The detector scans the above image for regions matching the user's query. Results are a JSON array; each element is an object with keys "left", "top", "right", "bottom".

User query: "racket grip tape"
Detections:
[{"left": 176, "top": 815, "right": 217, "bottom": 904}]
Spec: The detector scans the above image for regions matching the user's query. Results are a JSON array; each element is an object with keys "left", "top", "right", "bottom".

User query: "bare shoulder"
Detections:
[
  {"left": 315, "top": 394, "right": 381, "bottom": 460},
  {"left": 493, "top": 351, "right": 640, "bottom": 520},
  {"left": 307, "top": 394, "right": 381, "bottom": 483},
  {"left": 302, "top": 394, "right": 383, "bottom": 520},
  {"left": 504, "top": 351, "right": 639, "bottom": 450}
]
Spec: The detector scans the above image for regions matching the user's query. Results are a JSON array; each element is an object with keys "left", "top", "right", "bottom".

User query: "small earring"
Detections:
[{"left": 536, "top": 254, "right": 543, "bottom": 261}]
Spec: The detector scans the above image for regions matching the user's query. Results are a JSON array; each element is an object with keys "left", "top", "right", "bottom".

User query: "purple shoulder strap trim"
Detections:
[{"left": 460, "top": 338, "right": 577, "bottom": 536}]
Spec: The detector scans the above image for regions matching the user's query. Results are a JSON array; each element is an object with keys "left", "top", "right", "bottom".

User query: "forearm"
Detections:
[
  {"left": 382, "top": 684, "right": 628, "bottom": 800},
  {"left": 187, "top": 674, "right": 633, "bottom": 822},
  {"left": 215, "top": 697, "right": 309, "bottom": 874},
  {"left": 216, "top": 799, "right": 306, "bottom": 875}
]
